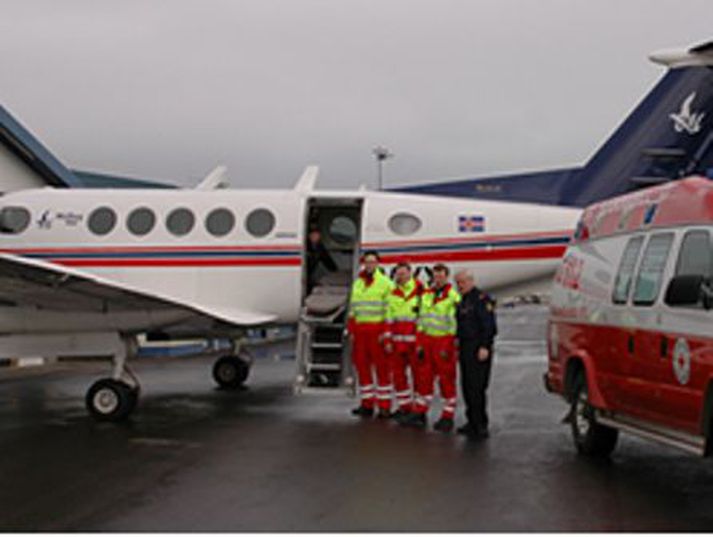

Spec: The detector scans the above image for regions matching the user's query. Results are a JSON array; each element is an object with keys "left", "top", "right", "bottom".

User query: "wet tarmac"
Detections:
[{"left": 2, "top": 306, "right": 713, "bottom": 531}]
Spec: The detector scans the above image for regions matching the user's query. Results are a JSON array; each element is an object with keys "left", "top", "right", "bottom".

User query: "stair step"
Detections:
[
  {"left": 311, "top": 342, "right": 343, "bottom": 349},
  {"left": 307, "top": 363, "right": 342, "bottom": 372}
]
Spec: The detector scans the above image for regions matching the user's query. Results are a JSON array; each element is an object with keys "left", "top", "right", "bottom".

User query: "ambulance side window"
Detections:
[
  {"left": 632, "top": 232, "right": 674, "bottom": 306},
  {"left": 612, "top": 236, "right": 644, "bottom": 304},
  {"left": 675, "top": 230, "right": 712, "bottom": 278}
]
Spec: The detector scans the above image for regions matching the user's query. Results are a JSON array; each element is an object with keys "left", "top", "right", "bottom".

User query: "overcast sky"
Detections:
[{"left": 1, "top": 0, "right": 711, "bottom": 189}]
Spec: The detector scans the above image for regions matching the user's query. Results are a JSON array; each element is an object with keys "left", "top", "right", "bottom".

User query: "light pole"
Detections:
[{"left": 372, "top": 146, "right": 394, "bottom": 190}]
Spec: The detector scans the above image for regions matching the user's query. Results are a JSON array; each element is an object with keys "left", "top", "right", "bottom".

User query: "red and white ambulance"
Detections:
[{"left": 546, "top": 176, "right": 713, "bottom": 457}]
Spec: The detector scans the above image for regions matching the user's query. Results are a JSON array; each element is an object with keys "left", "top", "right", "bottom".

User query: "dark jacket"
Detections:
[
  {"left": 307, "top": 241, "right": 337, "bottom": 275},
  {"left": 456, "top": 287, "right": 497, "bottom": 347}
]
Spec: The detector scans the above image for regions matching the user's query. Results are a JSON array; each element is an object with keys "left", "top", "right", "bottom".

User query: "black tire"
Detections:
[
  {"left": 85, "top": 378, "right": 137, "bottom": 422},
  {"left": 212, "top": 354, "right": 250, "bottom": 389},
  {"left": 570, "top": 373, "right": 618, "bottom": 457}
]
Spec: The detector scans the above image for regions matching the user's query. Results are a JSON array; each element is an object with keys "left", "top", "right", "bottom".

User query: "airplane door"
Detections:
[{"left": 295, "top": 198, "right": 363, "bottom": 392}]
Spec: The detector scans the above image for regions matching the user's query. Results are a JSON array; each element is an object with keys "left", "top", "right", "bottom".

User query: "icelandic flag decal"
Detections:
[{"left": 458, "top": 215, "right": 485, "bottom": 232}]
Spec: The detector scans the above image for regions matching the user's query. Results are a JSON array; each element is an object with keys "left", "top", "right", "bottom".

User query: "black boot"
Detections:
[
  {"left": 474, "top": 426, "right": 490, "bottom": 439},
  {"left": 433, "top": 417, "right": 454, "bottom": 433},
  {"left": 351, "top": 405, "right": 374, "bottom": 418},
  {"left": 456, "top": 423, "right": 476, "bottom": 436},
  {"left": 391, "top": 408, "right": 410, "bottom": 423},
  {"left": 406, "top": 412, "right": 427, "bottom": 429}
]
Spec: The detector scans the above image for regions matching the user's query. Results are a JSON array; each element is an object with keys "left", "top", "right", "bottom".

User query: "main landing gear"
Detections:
[
  {"left": 212, "top": 349, "right": 252, "bottom": 389},
  {"left": 85, "top": 335, "right": 141, "bottom": 422},
  {"left": 83, "top": 336, "right": 254, "bottom": 420}
]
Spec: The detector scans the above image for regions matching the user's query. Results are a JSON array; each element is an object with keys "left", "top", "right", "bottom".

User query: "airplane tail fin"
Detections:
[
  {"left": 395, "top": 40, "right": 713, "bottom": 207},
  {"left": 559, "top": 40, "right": 713, "bottom": 206}
]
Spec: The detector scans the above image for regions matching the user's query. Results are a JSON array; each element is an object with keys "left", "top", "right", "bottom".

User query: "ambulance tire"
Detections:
[
  {"left": 213, "top": 355, "right": 250, "bottom": 389},
  {"left": 570, "top": 373, "right": 618, "bottom": 457},
  {"left": 86, "top": 378, "right": 138, "bottom": 422}
]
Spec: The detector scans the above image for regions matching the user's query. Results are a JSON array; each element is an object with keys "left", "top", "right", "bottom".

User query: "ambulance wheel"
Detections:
[
  {"left": 212, "top": 354, "right": 250, "bottom": 389},
  {"left": 86, "top": 378, "right": 138, "bottom": 422},
  {"left": 570, "top": 373, "right": 618, "bottom": 457}
]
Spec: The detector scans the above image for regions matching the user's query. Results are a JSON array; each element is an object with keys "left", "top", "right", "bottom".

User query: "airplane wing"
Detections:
[{"left": 0, "top": 251, "right": 278, "bottom": 327}]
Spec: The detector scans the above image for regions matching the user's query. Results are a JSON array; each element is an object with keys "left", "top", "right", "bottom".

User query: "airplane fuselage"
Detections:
[{"left": 0, "top": 186, "right": 580, "bottom": 333}]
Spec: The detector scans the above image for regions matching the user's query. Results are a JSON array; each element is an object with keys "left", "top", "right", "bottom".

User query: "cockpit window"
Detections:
[
  {"left": 388, "top": 212, "right": 422, "bottom": 236},
  {"left": 206, "top": 208, "right": 235, "bottom": 237},
  {"left": 245, "top": 208, "right": 276, "bottom": 238},
  {"left": 166, "top": 208, "right": 195, "bottom": 237},
  {"left": 675, "top": 230, "right": 712, "bottom": 278},
  {"left": 127, "top": 207, "right": 156, "bottom": 236},
  {"left": 87, "top": 207, "right": 117, "bottom": 236},
  {"left": 0, "top": 207, "right": 31, "bottom": 234}
]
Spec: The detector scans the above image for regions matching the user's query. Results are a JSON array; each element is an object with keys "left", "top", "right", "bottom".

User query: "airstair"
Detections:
[{"left": 294, "top": 271, "right": 355, "bottom": 394}]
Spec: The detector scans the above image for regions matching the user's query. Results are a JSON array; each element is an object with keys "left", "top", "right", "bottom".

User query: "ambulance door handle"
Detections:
[
  {"left": 628, "top": 335, "right": 634, "bottom": 354},
  {"left": 660, "top": 336, "right": 668, "bottom": 358}
]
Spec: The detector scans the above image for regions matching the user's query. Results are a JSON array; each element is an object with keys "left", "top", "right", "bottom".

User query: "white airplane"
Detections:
[{"left": 0, "top": 165, "right": 579, "bottom": 420}]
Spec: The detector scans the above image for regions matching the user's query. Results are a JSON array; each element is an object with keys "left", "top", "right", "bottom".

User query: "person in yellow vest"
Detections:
[
  {"left": 346, "top": 251, "right": 394, "bottom": 418},
  {"left": 383, "top": 260, "right": 424, "bottom": 422},
  {"left": 405, "top": 263, "right": 461, "bottom": 432}
]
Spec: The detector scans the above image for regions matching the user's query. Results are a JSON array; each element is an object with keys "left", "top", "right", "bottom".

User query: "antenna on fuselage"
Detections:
[
  {"left": 195, "top": 165, "right": 230, "bottom": 190},
  {"left": 294, "top": 165, "right": 319, "bottom": 192}
]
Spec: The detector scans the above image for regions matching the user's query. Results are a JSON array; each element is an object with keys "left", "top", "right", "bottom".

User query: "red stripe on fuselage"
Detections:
[
  {"left": 51, "top": 257, "right": 303, "bottom": 267},
  {"left": 41, "top": 244, "right": 566, "bottom": 267},
  {"left": 379, "top": 245, "right": 566, "bottom": 264},
  {"left": 362, "top": 229, "right": 573, "bottom": 249}
]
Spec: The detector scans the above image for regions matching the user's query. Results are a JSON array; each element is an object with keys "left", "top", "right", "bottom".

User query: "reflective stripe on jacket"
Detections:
[
  {"left": 418, "top": 283, "right": 461, "bottom": 337},
  {"left": 348, "top": 269, "right": 393, "bottom": 327},
  {"left": 385, "top": 277, "right": 423, "bottom": 340}
]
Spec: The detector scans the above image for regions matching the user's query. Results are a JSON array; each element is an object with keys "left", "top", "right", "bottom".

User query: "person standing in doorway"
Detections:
[{"left": 305, "top": 224, "right": 337, "bottom": 294}]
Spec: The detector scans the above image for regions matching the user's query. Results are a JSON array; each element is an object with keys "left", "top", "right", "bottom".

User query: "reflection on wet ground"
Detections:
[{"left": 1, "top": 306, "right": 713, "bottom": 531}]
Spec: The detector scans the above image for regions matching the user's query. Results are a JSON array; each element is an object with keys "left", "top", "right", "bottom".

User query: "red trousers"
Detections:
[
  {"left": 351, "top": 323, "right": 391, "bottom": 410},
  {"left": 389, "top": 342, "right": 417, "bottom": 412},
  {"left": 413, "top": 335, "right": 457, "bottom": 419}
]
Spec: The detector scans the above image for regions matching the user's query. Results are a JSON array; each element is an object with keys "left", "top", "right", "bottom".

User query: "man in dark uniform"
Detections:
[
  {"left": 306, "top": 224, "right": 337, "bottom": 294},
  {"left": 454, "top": 270, "right": 497, "bottom": 439}
]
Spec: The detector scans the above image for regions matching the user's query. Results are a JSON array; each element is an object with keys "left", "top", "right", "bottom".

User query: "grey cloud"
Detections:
[{"left": 1, "top": 0, "right": 711, "bottom": 189}]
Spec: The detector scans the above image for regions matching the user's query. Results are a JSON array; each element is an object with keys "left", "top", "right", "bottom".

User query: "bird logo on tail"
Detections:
[{"left": 670, "top": 92, "right": 705, "bottom": 135}]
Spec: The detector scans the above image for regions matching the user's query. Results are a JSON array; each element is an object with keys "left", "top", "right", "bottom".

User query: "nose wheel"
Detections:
[
  {"left": 212, "top": 352, "right": 252, "bottom": 389},
  {"left": 85, "top": 378, "right": 139, "bottom": 421}
]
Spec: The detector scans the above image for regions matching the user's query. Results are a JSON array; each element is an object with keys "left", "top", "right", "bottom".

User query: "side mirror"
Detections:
[{"left": 665, "top": 275, "right": 706, "bottom": 307}]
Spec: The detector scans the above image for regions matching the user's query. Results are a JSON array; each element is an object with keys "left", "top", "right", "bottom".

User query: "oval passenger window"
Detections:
[
  {"left": 206, "top": 208, "right": 235, "bottom": 237},
  {"left": 87, "top": 207, "right": 117, "bottom": 236},
  {"left": 166, "top": 208, "right": 195, "bottom": 236},
  {"left": 245, "top": 208, "right": 276, "bottom": 238},
  {"left": 127, "top": 207, "right": 156, "bottom": 236},
  {"left": 329, "top": 215, "right": 357, "bottom": 244},
  {"left": 388, "top": 212, "right": 422, "bottom": 236},
  {"left": 0, "top": 207, "right": 31, "bottom": 234}
]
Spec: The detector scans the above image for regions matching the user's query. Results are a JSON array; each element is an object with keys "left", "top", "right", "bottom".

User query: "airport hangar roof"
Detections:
[{"left": 0, "top": 104, "right": 176, "bottom": 189}]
